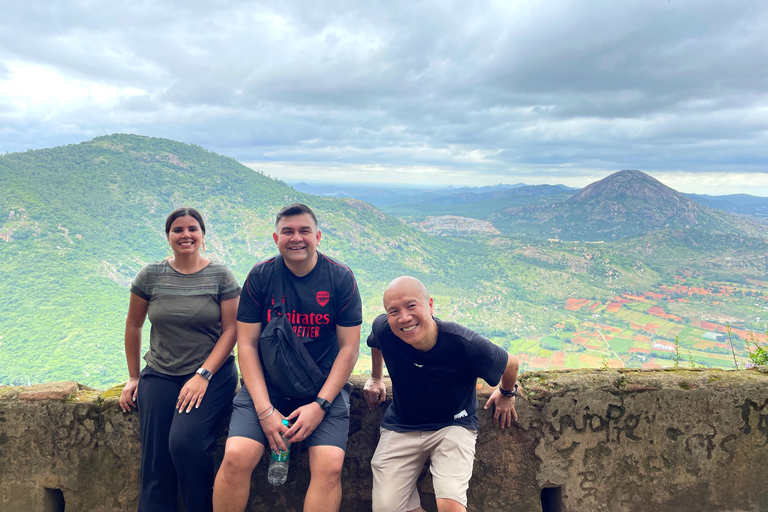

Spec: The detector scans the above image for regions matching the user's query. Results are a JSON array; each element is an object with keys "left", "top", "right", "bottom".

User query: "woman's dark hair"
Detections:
[
  {"left": 165, "top": 207, "right": 206, "bottom": 236},
  {"left": 275, "top": 203, "right": 317, "bottom": 228}
]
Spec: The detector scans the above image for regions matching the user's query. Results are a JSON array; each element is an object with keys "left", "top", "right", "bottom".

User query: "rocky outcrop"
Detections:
[
  {"left": 1, "top": 369, "right": 767, "bottom": 511},
  {"left": 419, "top": 215, "right": 500, "bottom": 236}
]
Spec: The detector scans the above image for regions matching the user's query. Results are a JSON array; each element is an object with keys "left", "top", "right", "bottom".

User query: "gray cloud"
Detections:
[{"left": 1, "top": 0, "right": 768, "bottom": 192}]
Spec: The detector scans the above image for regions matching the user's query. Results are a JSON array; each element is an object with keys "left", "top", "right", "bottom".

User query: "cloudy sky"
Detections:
[{"left": 2, "top": 0, "right": 768, "bottom": 194}]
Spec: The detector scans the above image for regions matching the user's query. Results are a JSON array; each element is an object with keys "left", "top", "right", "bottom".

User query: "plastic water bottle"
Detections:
[{"left": 267, "top": 419, "right": 291, "bottom": 486}]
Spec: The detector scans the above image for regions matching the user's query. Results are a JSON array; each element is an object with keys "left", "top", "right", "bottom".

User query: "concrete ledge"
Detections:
[{"left": 1, "top": 368, "right": 767, "bottom": 511}]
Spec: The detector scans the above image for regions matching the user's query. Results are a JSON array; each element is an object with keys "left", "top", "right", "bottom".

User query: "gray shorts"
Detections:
[{"left": 228, "top": 385, "right": 351, "bottom": 451}]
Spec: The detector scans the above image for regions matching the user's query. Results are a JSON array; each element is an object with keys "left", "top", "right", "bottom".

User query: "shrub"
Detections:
[{"left": 746, "top": 332, "right": 768, "bottom": 368}]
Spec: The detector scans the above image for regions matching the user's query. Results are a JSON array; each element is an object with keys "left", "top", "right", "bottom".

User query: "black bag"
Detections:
[{"left": 258, "top": 255, "right": 326, "bottom": 401}]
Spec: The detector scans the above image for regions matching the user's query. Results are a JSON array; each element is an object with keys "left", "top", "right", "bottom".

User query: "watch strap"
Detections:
[
  {"left": 314, "top": 397, "right": 332, "bottom": 412},
  {"left": 499, "top": 383, "right": 518, "bottom": 398},
  {"left": 196, "top": 368, "right": 212, "bottom": 381}
]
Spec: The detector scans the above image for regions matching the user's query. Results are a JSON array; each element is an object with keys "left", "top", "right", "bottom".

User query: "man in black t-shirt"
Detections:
[
  {"left": 364, "top": 276, "right": 519, "bottom": 512},
  {"left": 213, "top": 203, "right": 362, "bottom": 512}
]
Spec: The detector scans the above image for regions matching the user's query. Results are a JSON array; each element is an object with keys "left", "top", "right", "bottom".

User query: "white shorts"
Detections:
[{"left": 371, "top": 426, "right": 478, "bottom": 511}]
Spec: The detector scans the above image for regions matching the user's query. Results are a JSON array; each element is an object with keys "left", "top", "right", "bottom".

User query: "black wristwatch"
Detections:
[
  {"left": 314, "top": 397, "right": 332, "bottom": 413},
  {"left": 499, "top": 383, "right": 518, "bottom": 398}
]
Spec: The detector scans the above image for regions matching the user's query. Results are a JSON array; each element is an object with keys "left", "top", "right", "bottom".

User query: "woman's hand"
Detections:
[
  {"left": 119, "top": 377, "right": 139, "bottom": 413},
  {"left": 176, "top": 374, "right": 209, "bottom": 413}
]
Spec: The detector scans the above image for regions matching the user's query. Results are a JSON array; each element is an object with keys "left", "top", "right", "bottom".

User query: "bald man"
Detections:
[{"left": 363, "top": 276, "right": 520, "bottom": 512}]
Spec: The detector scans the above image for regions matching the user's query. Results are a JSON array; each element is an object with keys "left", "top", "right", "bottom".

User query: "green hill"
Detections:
[
  {"left": 0, "top": 134, "right": 447, "bottom": 386},
  {"left": 1, "top": 136, "right": 766, "bottom": 387}
]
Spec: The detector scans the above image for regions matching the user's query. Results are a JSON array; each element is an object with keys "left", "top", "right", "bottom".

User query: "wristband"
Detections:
[{"left": 258, "top": 406, "right": 276, "bottom": 421}]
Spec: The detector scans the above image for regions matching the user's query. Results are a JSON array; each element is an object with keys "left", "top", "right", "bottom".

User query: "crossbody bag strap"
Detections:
[
  {"left": 271, "top": 254, "right": 326, "bottom": 382},
  {"left": 272, "top": 254, "right": 285, "bottom": 315}
]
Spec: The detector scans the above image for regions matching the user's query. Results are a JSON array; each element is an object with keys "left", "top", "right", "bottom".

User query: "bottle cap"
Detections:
[{"left": 282, "top": 419, "right": 290, "bottom": 427}]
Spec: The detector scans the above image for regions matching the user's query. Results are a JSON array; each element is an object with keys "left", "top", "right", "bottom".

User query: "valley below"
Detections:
[{"left": 1, "top": 134, "right": 767, "bottom": 388}]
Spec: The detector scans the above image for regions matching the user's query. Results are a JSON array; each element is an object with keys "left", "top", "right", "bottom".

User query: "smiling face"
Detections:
[
  {"left": 273, "top": 213, "right": 322, "bottom": 274},
  {"left": 167, "top": 215, "right": 203, "bottom": 256},
  {"left": 383, "top": 276, "right": 438, "bottom": 352}
]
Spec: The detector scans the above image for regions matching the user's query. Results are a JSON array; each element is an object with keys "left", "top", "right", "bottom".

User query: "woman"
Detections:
[{"left": 119, "top": 207, "right": 240, "bottom": 512}]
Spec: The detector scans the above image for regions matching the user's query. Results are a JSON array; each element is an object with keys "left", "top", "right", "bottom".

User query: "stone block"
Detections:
[{"left": 1, "top": 369, "right": 767, "bottom": 511}]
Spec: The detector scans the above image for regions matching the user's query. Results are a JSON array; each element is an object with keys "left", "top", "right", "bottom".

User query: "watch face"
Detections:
[{"left": 316, "top": 398, "right": 331, "bottom": 411}]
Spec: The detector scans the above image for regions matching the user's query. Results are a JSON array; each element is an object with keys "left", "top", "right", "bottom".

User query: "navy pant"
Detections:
[{"left": 137, "top": 357, "right": 237, "bottom": 512}]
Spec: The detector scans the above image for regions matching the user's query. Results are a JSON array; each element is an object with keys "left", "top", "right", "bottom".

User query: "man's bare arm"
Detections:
[
  {"left": 484, "top": 353, "right": 520, "bottom": 428},
  {"left": 363, "top": 347, "right": 387, "bottom": 410}
]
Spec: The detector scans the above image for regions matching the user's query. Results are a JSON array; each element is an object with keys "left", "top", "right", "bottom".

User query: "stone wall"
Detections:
[{"left": 1, "top": 368, "right": 767, "bottom": 512}]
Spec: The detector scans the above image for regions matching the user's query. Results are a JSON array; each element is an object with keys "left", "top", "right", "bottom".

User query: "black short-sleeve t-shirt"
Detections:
[
  {"left": 367, "top": 315, "right": 508, "bottom": 432},
  {"left": 238, "top": 252, "right": 363, "bottom": 367}
]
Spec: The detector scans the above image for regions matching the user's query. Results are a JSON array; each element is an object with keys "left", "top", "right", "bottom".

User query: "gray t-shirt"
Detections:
[{"left": 130, "top": 260, "right": 241, "bottom": 375}]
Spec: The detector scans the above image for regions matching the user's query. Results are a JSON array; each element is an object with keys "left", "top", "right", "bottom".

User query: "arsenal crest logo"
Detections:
[{"left": 316, "top": 291, "right": 330, "bottom": 307}]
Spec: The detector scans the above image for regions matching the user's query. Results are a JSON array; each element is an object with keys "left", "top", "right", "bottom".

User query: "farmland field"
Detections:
[{"left": 502, "top": 274, "right": 767, "bottom": 372}]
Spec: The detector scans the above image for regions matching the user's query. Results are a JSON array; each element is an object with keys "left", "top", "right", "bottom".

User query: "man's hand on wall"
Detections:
[
  {"left": 485, "top": 389, "right": 518, "bottom": 428},
  {"left": 363, "top": 377, "right": 387, "bottom": 410}
]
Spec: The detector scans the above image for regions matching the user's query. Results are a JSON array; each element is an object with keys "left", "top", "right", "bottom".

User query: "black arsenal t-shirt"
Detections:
[
  {"left": 367, "top": 315, "right": 508, "bottom": 431},
  {"left": 238, "top": 252, "right": 363, "bottom": 368}
]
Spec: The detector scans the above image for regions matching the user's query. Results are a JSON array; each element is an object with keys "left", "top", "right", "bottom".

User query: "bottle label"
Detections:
[{"left": 271, "top": 450, "right": 289, "bottom": 462}]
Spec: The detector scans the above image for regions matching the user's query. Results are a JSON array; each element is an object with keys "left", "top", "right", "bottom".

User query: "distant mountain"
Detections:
[
  {"left": 290, "top": 182, "right": 527, "bottom": 208},
  {"left": 425, "top": 184, "right": 573, "bottom": 206},
  {"left": 505, "top": 184, "right": 576, "bottom": 196},
  {"left": 687, "top": 193, "right": 768, "bottom": 220},
  {"left": 489, "top": 170, "right": 763, "bottom": 241},
  {"left": 376, "top": 184, "right": 576, "bottom": 219}
]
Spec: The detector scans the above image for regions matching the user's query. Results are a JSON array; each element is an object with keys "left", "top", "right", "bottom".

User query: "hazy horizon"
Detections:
[
  {"left": 3, "top": 1, "right": 768, "bottom": 195},
  {"left": 265, "top": 168, "right": 768, "bottom": 198}
]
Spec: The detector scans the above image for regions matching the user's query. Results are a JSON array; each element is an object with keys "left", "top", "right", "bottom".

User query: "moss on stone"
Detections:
[
  {"left": 66, "top": 389, "right": 102, "bottom": 403},
  {"left": 101, "top": 385, "right": 125, "bottom": 401}
]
